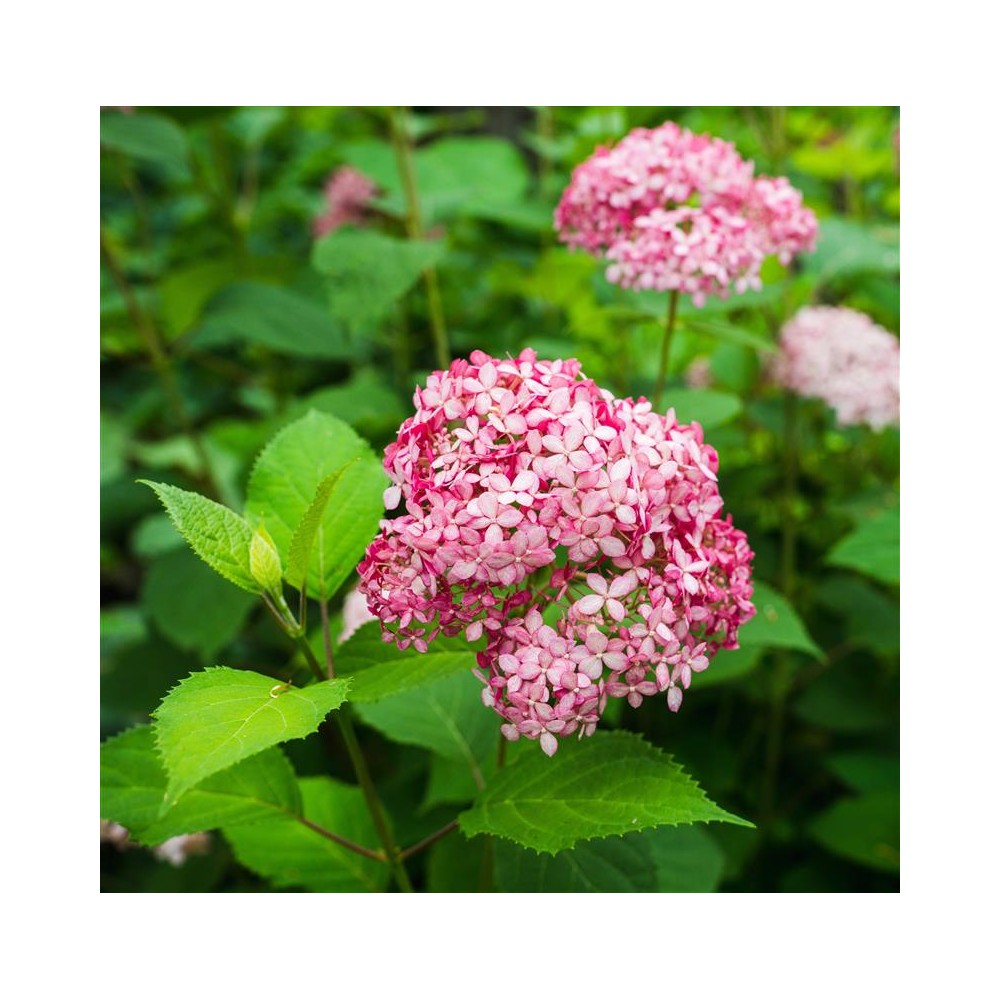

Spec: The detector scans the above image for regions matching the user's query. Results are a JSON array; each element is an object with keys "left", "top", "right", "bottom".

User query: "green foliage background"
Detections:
[{"left": 100, "top": 106, "right": 899, "bottom": 892}]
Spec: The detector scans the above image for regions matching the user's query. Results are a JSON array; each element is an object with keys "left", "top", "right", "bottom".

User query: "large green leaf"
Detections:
[
  {"left": 810, "top": 792, "right": 900, "bottom": 873},
  {"left": 806, "top": 218, "right": 900, "bottom": 285},
  {"left": 354, "top": 672, "right": 494, "bottom": 785},
  {"left": 153, "top": 667, "right": 350, "bottom": 804},
  {"left": 188, "top": 282, "right": 352, "bottom": 360},
  {"left": 100, "top": 725, "right": 301, "bottom": 846},
  {"left": 285, "top": 463, "right": 356, "bottom": 592},
  {"left": 826, "top": 508, "right": 899, "bottom": 585},
  {"left": 337, "top": 623, "right": 479, "bottom": 703},
  {"left": 408, "top": 136, "right": 530, "bottom": 222},
  {"left": 245, "top": 411, "right": 385, "bottom": 600},
  {"left": 459, "top": 731, "right": 751, "bottom": 854},
  {"left": 738, "top": 581, "right": 823, "bottom": 659},
  {"left": 495, "top": 825, "right": 724, "bottom": 892},
  {"left": 140, "top": 480, "right": 257, "bottom": 593},
  {"left": 141, "top": 547, "right": 257, "bottom": 659},
  {"left": 665, "top": 388, "right": 743, "bottom": 430},
  {"left": 223, "top": 777, "right": 388, "bottom": 892},
  {"left": 100, "top": 111, "right": 190, "bottom": 173},
  {"left": 312, "top": 228, "right": 445, "bottom": 330},
  {"left": 348, "top": 135, "right": 530, "bottom": 224}
]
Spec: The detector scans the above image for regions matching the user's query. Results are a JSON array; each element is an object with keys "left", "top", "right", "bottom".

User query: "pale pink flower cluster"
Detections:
[
  {"left": 555, "top": 122, "right": 816, "bottom": 305},
  {"left": 313, "top": 166, "right": 378, "bottom": 237},
  {"left": 773, "top": 306, "right": 900, "bottom": 430},
  {"left": 339, "top": 587, "right": 377, "bottom": 644},
  {"left": 359, "top": 350, "right": 755, "bottom": 755}
]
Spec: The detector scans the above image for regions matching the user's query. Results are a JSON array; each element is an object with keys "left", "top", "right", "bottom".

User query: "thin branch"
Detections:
[
  {"left": 297, "top": 816, "right": 386, "bottom": 862},
  {"left": 320, "top": 599, "right": 336, "bottom": 679},
  {"left": 100, "top": 229, "right": 219, "bottom": 498},
  {"left": 399, "top": 819, "right": 459, "bottom": 862}
]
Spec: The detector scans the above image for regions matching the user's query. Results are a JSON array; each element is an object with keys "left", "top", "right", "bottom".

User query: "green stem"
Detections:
[
  {"left": 399, "top": 819, "right": 458, "bottom": 862},
  {"left": 390, "top": 106, "right": 450, "bottom": 370},
  {"left": 304, "top": 604, "right": 413, "bottom": 893},
  {"left": 100, "top": 229, "right": 220, "bottom": 499},
  {"left": 298, "top": 816, "right": 386, "bottom": 862},
  {"left": 761, "top": 391, "right": 799, "bottom": 827},
  {"left": 335, "top": 709, "right": 414, "bottom": 892},
  {"left": 319, "top": 599, "right": 336, "bottom": 680},
  {"left": 652, "top": 289, "right": 680, "bottom": 410}
]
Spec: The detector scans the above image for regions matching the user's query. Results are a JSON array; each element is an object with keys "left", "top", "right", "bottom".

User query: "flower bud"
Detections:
[{"left": 250, "top": 523, "right": 283, "bottom": 598}]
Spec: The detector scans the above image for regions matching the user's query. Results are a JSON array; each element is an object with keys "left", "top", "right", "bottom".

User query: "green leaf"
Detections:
[
  {"left": 427, "top": 832, "right": 489, "bottom": 892},
  {"left": 411, "top": 136, "right": 530, "bottom": 222},
  {"left": 826, "top": 752, "right": 900, "bottom": 795},
  {"left": 140, "top": 480, "right": 257, "bottom": 594},
  {"left": 141, "top": 547, "right": 257, "bottom": 660},
  {"left": 739, "top": 581, "right": 823, "bottom": 659},
  {"left": 189, "top": 282, "right": 352, "bottom": 360},
  {"left": 100, "top": 111, "right": 190, "bottom": 173},
  {"left": 681, "top": 316, "right": 776, "bottom": 354},
  {"left": 153, "top": 667, "right": 350, "bottom": 804},
  {"left": 354, "top": 673, "right": 494, "bottom": 785},
  {"left": 223, "top": 777, "right": 388, "bottom": 891},
  {"left": 286, "top": 370, "right": 405, "bottom": 435},
  {"left": 806, "top": 218, "right": 900, "bottom": 285},
  {"left": 495, "top": 825, "right": 724, "bottom": 892},
  {"left": 353, "top": 135, "right": 529, "bottom": 224},
  {"left": 338, "top": 622, "right": 479, "bottom": 703},
  {"left": 810, "top": 792, "right": 899, "bottom": 873},
  {"left": 826, "top": 508, "right": 899, "bottom": 585},
  {"left": 459, "top": 731, "right": 751, "bottom": 854},
  {"left": 158, "top": 260, "right": 239, "bottom": 339},
  {"left": 697, "top": 645, "right": 763, "bottom": 689},
  {"left": 100, "top": 725, "right": 302, "bottom": 845},
  {"left": 245, "top": 411, "right": 385, "bottom": 600},
  {"left": 312, "top": 228, "right": 445, "bottom": 331},
  {"left": 815, "top": 575, "right": 900, "bottom": 654},
  {"left": 131, "top": 513, "right": 186, "bottom": 558},
  {"left": 101, "top": 412, "right": 127, "bottom": 485},
  {"left": 664, "top": 388, "right": 743, "bottom": 430},
  {"left": 285, "top": 461, "right": 357, "bottom": 591},
  {"left": 423, "top": 755, "right": 488, "bottom": 811}
]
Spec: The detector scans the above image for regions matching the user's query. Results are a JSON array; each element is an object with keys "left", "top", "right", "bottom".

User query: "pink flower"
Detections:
[
  {"left": 555, "top": 121, "right": 816, "bottom": 305},
  {"left": 313, "top": 167, "right": 378, "bottom": 237},
  {"left": 359, "top": 349, "right": 756, "bottom": 754},
  {"left": 773, "top": 306, "right": 900, "bottom": 430}
]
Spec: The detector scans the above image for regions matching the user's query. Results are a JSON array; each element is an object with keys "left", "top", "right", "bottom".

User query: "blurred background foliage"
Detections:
[{"left": 100, "top": 106, "right": 899, "bottom": 892}]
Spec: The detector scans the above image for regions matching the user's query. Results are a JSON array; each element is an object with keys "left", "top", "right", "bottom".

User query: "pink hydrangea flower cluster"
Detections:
[
  {"left": 313, "top": 166, "right": 378, "bottom": 237},
  {"left": 555, "top": 122, "right": 817, "bottom": 305},
  {"left": 773, "top": 306, "right": 900, "bottom": 430},
  {"left": 359, "top": 350, "right": 755, "bottom": 755}
]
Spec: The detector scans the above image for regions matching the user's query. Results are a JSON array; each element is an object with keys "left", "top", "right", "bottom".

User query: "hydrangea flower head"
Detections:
[
  {"left": 555, "top": 121, "right": 816, "bottom": 305},
  {"left": 359, "top": 350, "right": 755, "bottom": 755},
  {"left": 313, "top": 166, "right": 378, "bottom": 237},
  {"left": 773, "top": 306, "right": 900, "bottom": 430}
]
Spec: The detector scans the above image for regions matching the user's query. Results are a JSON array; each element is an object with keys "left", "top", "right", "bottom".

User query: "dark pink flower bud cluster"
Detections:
[
  {"left": 313, "top": 166, "right": 378, "bottom": 237},
  {"left": 555, "top": 121, "right": 816, "bottom": 305},
  {"left": 773, "top": 306, "right": 900, "bottom": 430},
  {"left": 359, "top": 350, "right": 755, "bottom": 755}
]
